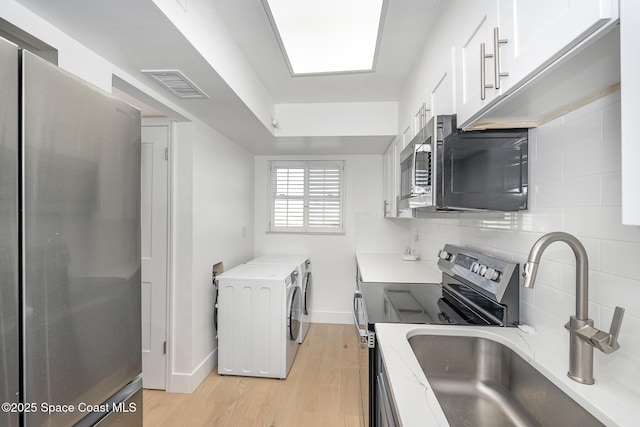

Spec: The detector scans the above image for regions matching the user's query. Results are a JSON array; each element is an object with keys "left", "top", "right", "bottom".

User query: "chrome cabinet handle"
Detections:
[
  {"left": 383, "top": 200, "right": 389, "bottom": 217},
  {"left": 421, "top": 103, "right": 430, "bottom": 128},
  {"left": 480, "top": 42, "right": 494, "bottom": 100},
  {"left": 493, "top": 27, "right": 509, "bottom": 89},
  {"left": 414, "top": 103, "right": 429, "bottom": 133}
]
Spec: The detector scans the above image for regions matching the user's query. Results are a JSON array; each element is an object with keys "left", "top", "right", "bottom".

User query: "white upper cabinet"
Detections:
[
  {"left": 498, "top": 0, "right": 617, "bottom": 93},
  {"left": 455, "top": 0, "right": 618, "bottom": 127},
  {"left": 401, "top": 125, "right": 412, "bottom": 150},
  {"left": 382, "top": 139, "right": 396, "bottom": 218},
  {"left": 455, "top": 0, "right": 501, "bottom": 125},
  {"left": 430, "top": 47, "right": 456, "bottom": 117},
  {"left": 383, "top": 135, "right": 414, "bottom": 218},
  {"left": 394, "top": 136, "right": 414, "bottom": 218},
  {"left": 395, "top": 0, "right": 625, "bottom": 221}
]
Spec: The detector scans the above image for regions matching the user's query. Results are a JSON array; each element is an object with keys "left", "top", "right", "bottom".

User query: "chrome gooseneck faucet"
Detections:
[{"left": 522, "top": 232, "right": 625, "bottom": 385}]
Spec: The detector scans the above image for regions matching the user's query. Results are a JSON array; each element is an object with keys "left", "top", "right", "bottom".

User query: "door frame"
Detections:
[{"left": 112, "top": 75, "right": 191, "bottom": 392}]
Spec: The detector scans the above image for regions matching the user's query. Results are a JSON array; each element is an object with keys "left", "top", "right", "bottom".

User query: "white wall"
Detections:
[
  {"left": 3, "top": 0, "right": 113, "bottom": 90},
  {"left": 169, "top": 122, "right": 193, "bottom": 392},
  {"left": 371, "top": 92, "right": 640, "bottom": 391},
  {"left": 254, "top": 155, "right": 383, "bottom": 323},
  {"left": 273, "top": 102, "right": 398, "bottom": 137},
  {"left": 170, "top": 121, "right": 254, "bottom": 392}
]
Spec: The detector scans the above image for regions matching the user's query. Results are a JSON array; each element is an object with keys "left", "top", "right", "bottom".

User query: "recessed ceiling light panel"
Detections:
[
  {"left": 142, "top": 69, "right": 209, "bottom": 99},
  {"left": 262, "top": 0, "right": 386, "bottom": 76}
]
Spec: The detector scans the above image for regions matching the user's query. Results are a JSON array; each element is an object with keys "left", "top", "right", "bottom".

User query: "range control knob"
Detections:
[
  {"left": 478, "top": 265, "right": 488, "bottom": 276},
  {"left": 470, "top": 262, "right": 480, "bottom": 273},
  {"left": 483, "top": 267, "right": 501, "bottom": 281},
  {"left": 438, "top": 250, "right": 452, "bottom": 261}
]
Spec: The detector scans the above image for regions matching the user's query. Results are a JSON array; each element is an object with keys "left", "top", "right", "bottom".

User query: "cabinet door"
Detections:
[
  {"left": 455, "top": 0, "right": 501, "bottom": 125},
  {"left": 499, "top": 0, "right": 617, "bottom": 91},
  {"left": 382, "top": 143, "right": 395, "bottom": 217},
  {"left": 394, "top": 137, "right": 414, "bottom": 218},
  {"left": 402, "top": 125, "right": 412, "bottom": 149},
  {"left": 431, "top": 46, "right": 456, "bottom": 117}
]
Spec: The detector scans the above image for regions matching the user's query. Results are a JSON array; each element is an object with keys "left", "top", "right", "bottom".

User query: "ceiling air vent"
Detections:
[{"left": 142, "top": 70, "right": 209, "bottom": 99}]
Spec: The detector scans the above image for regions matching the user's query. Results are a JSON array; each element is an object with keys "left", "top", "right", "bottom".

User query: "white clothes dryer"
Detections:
[
  {"left": 247, "top": 255, "right": 312, "bottom": 343},
  {"left": 217, "top": 263, "right": 301, "bottom": 379}
]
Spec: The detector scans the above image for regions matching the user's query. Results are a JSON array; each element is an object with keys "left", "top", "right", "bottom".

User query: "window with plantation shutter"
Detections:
[{"left": 269, "top": 160, "right": 345, "bottom": 234}]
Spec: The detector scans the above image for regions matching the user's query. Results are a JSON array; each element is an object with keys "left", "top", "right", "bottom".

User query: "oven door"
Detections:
[{"left": 439, "top": 126, "right": 529, "bottom": 211}]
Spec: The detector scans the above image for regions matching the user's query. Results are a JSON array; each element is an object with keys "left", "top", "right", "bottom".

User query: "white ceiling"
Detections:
[{"left": 13, "top": 0, "right": 443, "bottom": 154}]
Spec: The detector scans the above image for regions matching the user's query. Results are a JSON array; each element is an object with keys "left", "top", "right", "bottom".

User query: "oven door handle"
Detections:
[{"left": 352, "top": 290, "right": 368, "bottom": 342}]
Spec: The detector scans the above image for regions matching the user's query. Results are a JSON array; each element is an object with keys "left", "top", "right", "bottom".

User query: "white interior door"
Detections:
[{"left": 141, "top": 123, "right": 169, "bottom": 389}]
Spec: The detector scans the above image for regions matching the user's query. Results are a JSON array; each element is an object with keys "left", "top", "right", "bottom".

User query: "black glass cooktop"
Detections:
[{"left": 359, "top": 282, "right": 445, "bottom": 325}]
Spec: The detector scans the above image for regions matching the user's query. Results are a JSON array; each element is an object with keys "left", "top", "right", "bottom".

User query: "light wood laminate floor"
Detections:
[{"left": 143, "top": 324, "right": 365, "bottom": 427}]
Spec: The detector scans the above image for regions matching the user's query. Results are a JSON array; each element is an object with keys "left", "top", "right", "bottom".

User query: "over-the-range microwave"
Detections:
[{"left": 399, "top": 114, "right": 529, "bottom": 212}]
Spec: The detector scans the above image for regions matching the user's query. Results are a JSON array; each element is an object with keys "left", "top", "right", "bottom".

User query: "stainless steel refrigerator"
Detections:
[{"left": 0, "top": 37, "right": 142, "bottom": 426}]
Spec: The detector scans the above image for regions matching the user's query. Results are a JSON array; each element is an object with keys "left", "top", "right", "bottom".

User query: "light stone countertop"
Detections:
[
  {"left": 375, "top": 323, "right": 640, "bottom": 427},
  {"left": 356, "top": 253, "right": 442, "bottom": 284}
]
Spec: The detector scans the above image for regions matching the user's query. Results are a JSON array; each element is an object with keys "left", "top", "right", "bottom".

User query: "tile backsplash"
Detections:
[{"left": 359, "top": 91, "right": 640, "bottom": 391}]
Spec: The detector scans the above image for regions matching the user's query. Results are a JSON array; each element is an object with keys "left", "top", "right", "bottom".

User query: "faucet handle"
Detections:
[
  {"left": 590, "top": 306, "right": 625, "bottom": 354},
  {"left": 609, "top": 306, "right": 625, "bottom": 345}
]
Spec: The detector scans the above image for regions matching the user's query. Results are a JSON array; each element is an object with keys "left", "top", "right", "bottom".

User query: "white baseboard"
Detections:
[
  {"left": 167, "top": 347, "right": 217, "bottom": 394},
  {"left": 310, "top": 310, "right": 352, "bottom": 325}
]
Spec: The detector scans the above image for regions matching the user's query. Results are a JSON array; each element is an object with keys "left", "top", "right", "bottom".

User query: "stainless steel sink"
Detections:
[{"left": 408, "top": 335, "right": 604, "bottom": 427}]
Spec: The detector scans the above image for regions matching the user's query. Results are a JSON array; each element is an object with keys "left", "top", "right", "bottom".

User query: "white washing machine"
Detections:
[
  {"left": 247, "top": 255, "right": 312, "bottom": 343},
  {"left": 217, "top": 263, "right": 301, "bottom": 379}
]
